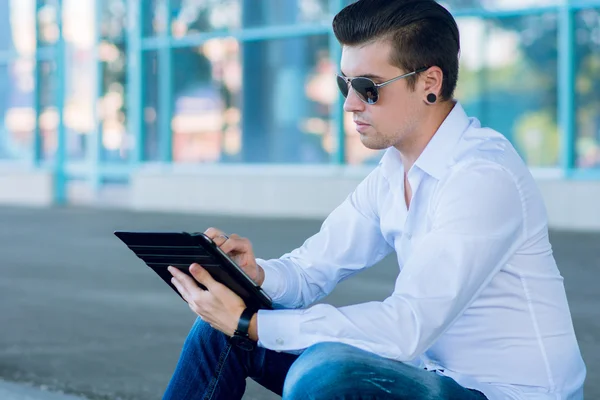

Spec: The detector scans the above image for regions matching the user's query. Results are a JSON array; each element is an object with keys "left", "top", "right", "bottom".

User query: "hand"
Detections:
[
  {"left": 168, "top": 263, "right": 246, "bottom": 337},
  {"left": 204, "top": 227, "right": 265, "bottom": 286}
]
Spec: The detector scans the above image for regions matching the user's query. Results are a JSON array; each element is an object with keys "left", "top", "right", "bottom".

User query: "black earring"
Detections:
[{"left": 427, "top": 93, "right": 437, "bottom": 104}]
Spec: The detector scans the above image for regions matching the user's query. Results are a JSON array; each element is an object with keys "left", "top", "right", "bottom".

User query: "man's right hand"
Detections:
[{"left": 204, "top": 227, "right": 265, "bottom": 286}]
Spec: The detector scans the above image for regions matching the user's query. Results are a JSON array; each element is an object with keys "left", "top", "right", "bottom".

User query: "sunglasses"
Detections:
[{"left": 336, "top": 67, "right": 429, "bottom": 105}]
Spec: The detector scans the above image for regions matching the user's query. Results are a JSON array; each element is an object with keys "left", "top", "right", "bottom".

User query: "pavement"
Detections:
[{"left": 0, "top": 205, "right": 598, "bottom": 400}]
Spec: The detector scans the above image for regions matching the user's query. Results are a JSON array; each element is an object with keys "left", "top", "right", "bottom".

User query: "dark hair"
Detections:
[{"left": 332, "top": 0, "right": 460, "bottom": 101}]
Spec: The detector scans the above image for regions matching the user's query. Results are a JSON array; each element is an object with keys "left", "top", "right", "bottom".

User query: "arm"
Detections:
[
  {"left": 257, "top": 162, "right": 525, "bottom": 360},
  {"left": 258, "top": 167, "right": 394, "bottom": 309}
]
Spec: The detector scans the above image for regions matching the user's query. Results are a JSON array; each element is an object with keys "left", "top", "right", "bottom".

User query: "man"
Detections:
[{"left": 164, "top": 0, "right": 586, "bottom": 399}]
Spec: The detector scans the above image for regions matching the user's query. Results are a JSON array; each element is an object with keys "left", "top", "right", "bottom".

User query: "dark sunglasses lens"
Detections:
[
  {"left": 352, "top": 78, "right": 378, "bottom": 104},
  {"left": 336, "top": 75, "right": 349, "bottom": 98}
]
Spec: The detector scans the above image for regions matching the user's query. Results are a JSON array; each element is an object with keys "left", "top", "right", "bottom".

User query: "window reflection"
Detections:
[
  {"left": 142, "top": 0, "right": 167, "bottom": 37},
  {"left": 0, "top": 60, "right": 35, "bottom": 160},
  {"left": 37, "top": 0, "right": 59, "bottom": 46},
  {"left": 171, "top": 41, "right": 238, "bottom": 162},
  {"left": 38, "top": 60, "right": 58, "bottom": 161},
  {"left": 0, "top": 0, "right": 36, "bottom": 161},
  {"left": 456, "top": 15, "right": 559, "bottom": 167},
  {"left": 143, "top": 51, "right": 160, "bottom": 161},
  {"left": 63, "top": 0, "right": 96, "bottom": 161},
  {"left": 575, "top": 8, "right": 600, "bottom": 169},
  {"left": 440, "top": 0, "right": 564, "bottom": 12},
  {"left": 100, "top": 0, "right": 126, "bottom": 42},
  {"left": 99, "top": 40, "right": 128, "bottom": 162},
  {"left": 170, "top": 34, "right": 333, "bottom": 163},
  {"left": 170, "top": 0, "right": 331, "bottom": 36}
]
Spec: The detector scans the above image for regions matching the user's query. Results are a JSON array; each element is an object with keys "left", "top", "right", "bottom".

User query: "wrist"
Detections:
[
  {"left": 248, "top": 312, "right": 258, "bottom": 342},
  {"left": 256, "top": 264, "right": 265, "bottom": 286}
]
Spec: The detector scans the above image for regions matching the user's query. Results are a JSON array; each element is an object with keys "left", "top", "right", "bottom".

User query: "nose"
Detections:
[{"left": 343, "top": 86, "right": 366, "bottom": 113}]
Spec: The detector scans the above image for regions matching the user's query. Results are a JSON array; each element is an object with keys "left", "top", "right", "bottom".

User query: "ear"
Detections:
[{"left": 420, "top": 66, "right": 444, "bottom": 99}]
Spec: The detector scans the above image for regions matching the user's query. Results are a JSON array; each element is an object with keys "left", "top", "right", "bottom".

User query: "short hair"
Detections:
[{"left": 332, "top": 0, "right": 460, "bottom": 101}]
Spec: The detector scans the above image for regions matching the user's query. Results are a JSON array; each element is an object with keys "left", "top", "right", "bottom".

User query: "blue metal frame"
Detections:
[
  {"left": 329, "top": 0, "right": 345, "bottom": 164},
  {"left": 87, "top": 0, "right": 103, "bottom": 193},
  {"left": 558, "top": 4, "right": 576, "bottom": 177},
  {"left": 53, "top": 0, "right": 67, "bottom": 204},
  {"left": 126, "top": 0, "right": 144, "bottom": 166},
  {"left": 158, "top": 0, "right": 173, "bottom": 163}
]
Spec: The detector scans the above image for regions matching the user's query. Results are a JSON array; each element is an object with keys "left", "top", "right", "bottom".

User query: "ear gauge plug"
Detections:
[{"left": 426, "top": 93, "right": 437, "bottom": 104}]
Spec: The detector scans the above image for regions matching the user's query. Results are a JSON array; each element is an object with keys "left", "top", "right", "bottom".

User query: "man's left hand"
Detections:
[{"left": 168, "top": 263, "right": 246, "bottom": 337}]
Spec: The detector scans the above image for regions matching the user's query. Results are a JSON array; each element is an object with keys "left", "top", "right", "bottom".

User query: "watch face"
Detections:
[{"left": 230, "top": 335, "right": 255, "bottom": 351}]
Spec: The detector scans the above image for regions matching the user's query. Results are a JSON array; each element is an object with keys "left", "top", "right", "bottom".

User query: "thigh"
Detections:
[
  {"left": 283, "top": 342, "right": 487, "bottom": 400},
  {"left": 248, "top": 348, "right": 300, "bottom": 396}
]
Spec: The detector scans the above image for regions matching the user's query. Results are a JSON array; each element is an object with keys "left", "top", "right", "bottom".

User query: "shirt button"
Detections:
[{"left": 276, "top": 338, "right": 284, "bottom": 346}]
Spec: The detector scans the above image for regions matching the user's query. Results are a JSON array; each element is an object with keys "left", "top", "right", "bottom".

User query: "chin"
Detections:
[{"left": 359, "top": 135, "right": 389, "bottom": 151}]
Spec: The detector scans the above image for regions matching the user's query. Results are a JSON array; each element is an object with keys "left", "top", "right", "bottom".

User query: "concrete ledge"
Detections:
[
  {"left": 131, "top": 164, "right": 371, "bottom": 219},
  {"left": 538, "top": 180, "right": 600, "bottom": 231},
  {"left": 0, "top": 165, "right": 53, "bottom": 207},
  {"left": 131, "top": 165, "right": 600, "bottom": 230}
]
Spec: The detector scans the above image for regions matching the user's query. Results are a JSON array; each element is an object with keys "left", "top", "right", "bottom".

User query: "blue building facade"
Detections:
[{"left": 0, "top": 0, "right": 599, "bottom": 204}]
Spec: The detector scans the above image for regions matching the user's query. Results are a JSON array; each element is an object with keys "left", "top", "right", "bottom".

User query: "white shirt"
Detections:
[{"left": 255, "top": 102, "right": 586, "bottom": 400}]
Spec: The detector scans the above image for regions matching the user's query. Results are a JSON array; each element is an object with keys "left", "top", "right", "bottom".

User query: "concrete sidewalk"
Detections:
[
  {"left": 0, "top": 205, "right": 597, "bottom": 399},
  {"left": 0, "top": 380, "right": 85, "bottom": 400}
]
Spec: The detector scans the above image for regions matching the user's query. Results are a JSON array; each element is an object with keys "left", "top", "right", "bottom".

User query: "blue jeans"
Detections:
[{"left": 164, "top": 318, "right": 488, "bottom": 400}]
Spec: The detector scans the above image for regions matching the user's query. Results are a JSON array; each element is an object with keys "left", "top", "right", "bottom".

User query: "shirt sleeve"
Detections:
[
  {"left": 256, "top": 166, "right": 393, "bottom": 309},
  {"left": 257, "top": 162, "right": 526, "bottom": 361}
]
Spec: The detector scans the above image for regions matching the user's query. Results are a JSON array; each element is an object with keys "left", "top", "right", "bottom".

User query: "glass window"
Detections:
[
  {"left": 170, "top": 0, "right": 331, "bottom": 37},
  {"left": 142, "top": 0, "right": 167, "bottom": 37},
  {"left": 171, "top": 34, "right": 333, "bottom": 163},
  {"left": 37, "top": 0, "right": 60, "bottom": 47},
  {"left": 143, "top": 50, "right": 160, "bottom": 161},
  {"left": 99, "top": 40, "right": 128, "bottom": 163},
  {"left": 0, "top": 59, "right": 35, "bottom": 161},
  {"left": 440, "top": 0, "right": 564, "bottom": 12},
  {"left": 99, "top": 0, "right": 128, "bottom": 163},
  {"left": 575, "top": 8, "right": 600, "bottom": 169},
  {"left": 0, "top": 0, "right": 36, "bottom": 53},
  {"left": 100, "top": 0, "right": 126, "bottom": 42},
  {"left": 456, "top": 14, "right": 560, "bottom": 167},
  {"left": 63, "top": 0, "right": 96, "bottom": 162},
  {"left": 38, "top": 59, "right": 58, "bottom": 161}
]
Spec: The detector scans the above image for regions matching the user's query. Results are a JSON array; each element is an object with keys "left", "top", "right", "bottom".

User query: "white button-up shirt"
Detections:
[{"left": 256, "top": 102, "right": 586, "bottom": 400}]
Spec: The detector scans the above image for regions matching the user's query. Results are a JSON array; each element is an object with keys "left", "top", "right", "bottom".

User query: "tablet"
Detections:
[{"left": 114, "top": 231, "right": 273, "bottom": 310}]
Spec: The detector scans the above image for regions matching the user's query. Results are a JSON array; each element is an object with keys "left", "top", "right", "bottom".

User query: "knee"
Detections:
[{"left": 282, "top": 342, "right": 361, "bottom": 400}]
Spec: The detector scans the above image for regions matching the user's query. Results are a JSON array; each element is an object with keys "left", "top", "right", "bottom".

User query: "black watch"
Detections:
[{"left": 230, "top": 307, "right": 257, "bottom": 351}]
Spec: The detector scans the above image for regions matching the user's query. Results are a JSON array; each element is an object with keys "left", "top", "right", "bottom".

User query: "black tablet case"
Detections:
[{"left": 114, "top": 231, "right": 273, "bottom": 310}]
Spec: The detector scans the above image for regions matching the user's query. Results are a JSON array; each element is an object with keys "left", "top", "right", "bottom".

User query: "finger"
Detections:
[
  {"left": 169, "top": 272, "right": 190, "bottom": 301},
  {"left": 219, "top": 234, "right": 248, "bottom": 255},
  {"left": 169, "top": 266, "right": 204, "bottom": 295},
  {"left": 204, "top": 227, "right": 225, "bottom": 240},
  {"left": 189, "top": 263, "right": 219, "bottom": 291}
]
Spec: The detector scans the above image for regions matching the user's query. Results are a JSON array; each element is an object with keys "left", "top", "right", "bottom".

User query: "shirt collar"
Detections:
[{"left": 379, "top": 101, "right": 471, "bottom": 181}]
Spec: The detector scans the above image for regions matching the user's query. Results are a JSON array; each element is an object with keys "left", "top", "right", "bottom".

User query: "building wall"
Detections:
[{"left": 0, "top": 0, "right": 599, "bottom": 230}]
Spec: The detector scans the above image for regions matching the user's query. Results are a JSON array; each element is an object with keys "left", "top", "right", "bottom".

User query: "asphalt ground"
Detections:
[{"left": 0, "top": 206, "right": 597, "bottom": 399}]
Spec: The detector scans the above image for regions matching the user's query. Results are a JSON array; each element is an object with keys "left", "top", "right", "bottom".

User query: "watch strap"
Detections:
[{"left": 236, "top": 307, "right": 256, "bottom": 335}]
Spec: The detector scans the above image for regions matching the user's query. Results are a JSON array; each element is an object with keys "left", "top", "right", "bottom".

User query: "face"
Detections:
[{"left": 339, "top": 40, "right": 423, "bottom": 151}]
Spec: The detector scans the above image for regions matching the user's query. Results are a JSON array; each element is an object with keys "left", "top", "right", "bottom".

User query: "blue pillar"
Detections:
[
  {"left": 127, "top": 0, "right": 144, "bottom": 165},
  {"left": 558, "top": 4, "right": 575, "bottom": 176},
  {"left": 54, "top": 0, "right": 67, "bottom": 204},
  {"left": 330, "top": 0, "right": 344, "bottom": 164},
  {"left": 159, "top": 0, "right": 173, "bottom": 163},
  {"left": 88, "top": 0, "right": 103, "bottom": 194}
]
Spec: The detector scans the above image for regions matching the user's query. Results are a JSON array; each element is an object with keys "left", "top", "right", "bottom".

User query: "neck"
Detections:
[{"left": 395, "top": 100, "right": 456, "bottom": 173}]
